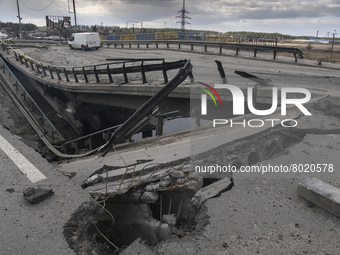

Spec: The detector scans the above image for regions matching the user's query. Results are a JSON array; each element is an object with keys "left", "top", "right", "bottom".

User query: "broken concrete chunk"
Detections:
[
  {"left": 23, "top": 187, "right": 54, "bottom": 204},
  {"left": 140, "top": 192, "right": 159, "bottom": 203},
  {"left": 85, "top": 174, "right": 100, "bottom": 185},
  {"left": 162, "top": 214, "right": 177, "bottom": 225},
  {"left": 159, "top": 180, "right": 172, "bottom": 187},
  {"left": 120, "top": 238, "right": 157, "bottom": 255},
  {"left": 145, "top": 183, "right": 160, "bottom": 192},
  {"left": 186, "top": 178, "right": 204, "bottom": 191},
  {"left": 191, "top": 177, "right": 234, "bottom": 207},
  {"left": 170, "top": 171, "right": 184, "bottom": 179},
  {"left": 182, "top": 164, "right": 195, "bottom": 174},
  {"left": 298, "top": 177, "right": 340, "bottom": 218}
]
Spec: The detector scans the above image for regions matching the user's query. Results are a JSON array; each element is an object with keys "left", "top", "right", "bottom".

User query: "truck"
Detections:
[{"left": 68, "top": 32, "right": 101, "bottom": 50}]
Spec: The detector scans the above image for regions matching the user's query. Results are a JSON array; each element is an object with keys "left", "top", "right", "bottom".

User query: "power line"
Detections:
[{"left": 20, "top": 0, "right": 55, "bottom": 12}]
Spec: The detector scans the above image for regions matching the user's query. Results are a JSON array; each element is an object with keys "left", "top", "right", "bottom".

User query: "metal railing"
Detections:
[
  {"left": 1, "top": 40, "right": 188, "bottom": 84},
  {"left": 0, "top": 55, "right": 57, "bottom": 138},
  {"left": 101, "top": 39, "right": 304, "bottom": 62}
]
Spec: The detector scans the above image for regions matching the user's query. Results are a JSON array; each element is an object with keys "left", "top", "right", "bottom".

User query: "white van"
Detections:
[{"left": 68, "top": 32, "right": 101, "bottom": 50}]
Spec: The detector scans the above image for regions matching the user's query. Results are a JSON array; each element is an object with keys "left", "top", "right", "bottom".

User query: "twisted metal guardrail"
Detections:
[
  {"left": 0, "top": 40, "right": 193, "bottom": 158},
  {"left": 0, "top": 39, "right": 188, "bottom": 85},
  {"left": 0, "top": 55, "right": 57, "bottom": 138}
]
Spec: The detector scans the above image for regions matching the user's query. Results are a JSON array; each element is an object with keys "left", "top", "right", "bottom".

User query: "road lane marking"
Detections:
[{"left": 0, "top": 135, "right": 47, "bottom": 183}]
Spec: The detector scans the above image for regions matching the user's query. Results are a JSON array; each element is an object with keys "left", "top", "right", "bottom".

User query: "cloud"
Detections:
[{"left": 0, "top": 0, "right": 339, "bottom": 36}]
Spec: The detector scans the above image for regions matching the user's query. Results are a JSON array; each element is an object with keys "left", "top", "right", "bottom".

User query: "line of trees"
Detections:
[
  {"left": 1, "top": 22, "right": 335, "bottom": 41},
  {"left": 1, "top": 22, "right": 38, "bottom": 37}
]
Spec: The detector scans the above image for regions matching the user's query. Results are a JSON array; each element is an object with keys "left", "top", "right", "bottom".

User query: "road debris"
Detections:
[
  {"left": 298, "top": 177, "right": 340, "bottom": 218},
  {"left": 6, "top": 188, "right": 15, "bottom": 193},
  {"left": 23, "top": 187, "right": 54, "bottom": 204}
]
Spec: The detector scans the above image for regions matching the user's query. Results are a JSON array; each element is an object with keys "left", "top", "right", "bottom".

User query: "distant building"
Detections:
[{"left": 293, "top": 38, "right": 330, "bottom": 44}]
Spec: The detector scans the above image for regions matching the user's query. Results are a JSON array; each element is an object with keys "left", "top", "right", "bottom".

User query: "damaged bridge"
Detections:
[{"left": 2, "top": 38, "right": 340, "bottom": 254}]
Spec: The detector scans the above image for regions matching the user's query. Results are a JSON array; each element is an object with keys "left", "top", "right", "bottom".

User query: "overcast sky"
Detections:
[{"left": 0, "top": 0, "right": 339, "bottom": 36}]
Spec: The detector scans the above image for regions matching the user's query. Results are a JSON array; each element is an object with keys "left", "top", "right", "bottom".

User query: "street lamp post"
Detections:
[{"left": 330, "top": 30, "right": 337, "bottom": 62}]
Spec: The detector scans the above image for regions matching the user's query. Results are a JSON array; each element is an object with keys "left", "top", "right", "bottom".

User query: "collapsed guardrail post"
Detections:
[
  {"left": 94, "top": 66, "right": 100, "bottom": 83},
  {"left": 156, "top": 114, "right": 163, "bottom": 136},
  {"left": 54, "top": 68, "right": 61, "bottom": 80},
  {"left": 162, "top": 61, "right": 168, "bottom": 84},
  {"left": 83, "top": 67, "right": 88, "bottom": 83},
  {"left": 63, "top": 68, "right": 69, "bottom": 82},
  {"left": 42, "top": 65, "right": 47, "bottom": 76},
  {"left": 72, "top": 68, "right": 78, "bottom": 83},
  {"left": 123, "top": 63, "right": 129, "bottom": 84},
  {"left": 235, "top": 70, "right": 270, "bottom": 87},
  {"left": 36, "top": 63, "right": 41, "bottom": 73},
  {"left": 48, "top": 66, "right": 54, "bottom": 79},
  {"left": 107, "top": 64, "right": 113, "bottom": 83},
  {"left": 141, "top": 61, "right": 147, "bottom": 83},
  {"left": 215, "top": 60, "right": 227, "bottom": 84}
]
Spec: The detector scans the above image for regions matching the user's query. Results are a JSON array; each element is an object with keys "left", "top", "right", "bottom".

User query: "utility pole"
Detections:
[
  {"left": 73, "top": 0, "right": 77, "bottom": 27},
  {"left": 176, "top": 0, "right": 191, "bottom": 31},
  {"left": 16, "top": 0, "right": 22, "bottom": 39},
  {"left": 330, "top": 30, "right": 337, "bottom": 62}
]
